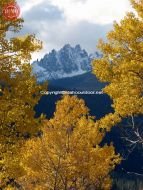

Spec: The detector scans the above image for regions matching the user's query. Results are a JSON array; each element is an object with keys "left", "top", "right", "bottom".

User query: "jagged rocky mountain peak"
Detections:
[{"left": 32, "top": 44, "right": 102, "bottom": 82}]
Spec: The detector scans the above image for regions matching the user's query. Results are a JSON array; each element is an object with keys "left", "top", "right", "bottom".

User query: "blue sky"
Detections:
[{"left": 17, "top": 0, "right": 132, "bottom": 61}]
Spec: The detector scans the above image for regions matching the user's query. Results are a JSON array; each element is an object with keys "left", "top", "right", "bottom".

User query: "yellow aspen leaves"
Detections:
[
  {"left": 20, "top": 95, "right": 121, "bottom": 190},
  {"left": 93, "top": 0, "right": 143, "bottom": 118}
]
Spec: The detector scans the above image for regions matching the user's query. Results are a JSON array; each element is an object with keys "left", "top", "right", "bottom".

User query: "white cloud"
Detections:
[
  {"left": 18, "top": 0, "right": 45, "bottom": 14},
  {"left": 49, "top": 0, "right": 132, "bottom": 24},
  {"left": 18, "top": 0, "right": 132, "bottom": 24},
  {"left": 16, "top": 0, "right": 132, "bottom": 61}
]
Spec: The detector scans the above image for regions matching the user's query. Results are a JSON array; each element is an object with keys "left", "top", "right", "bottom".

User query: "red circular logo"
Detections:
[{"left": 2, "top": 3, "right": 20, "bottom": 20}]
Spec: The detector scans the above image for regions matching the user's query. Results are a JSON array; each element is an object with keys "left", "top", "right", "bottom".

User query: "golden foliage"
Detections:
[
  {"left": 92, "top": 0, "right": 143, "bottom": 118},
  {"left": 0, "top": 0, "right": 47, "bottom": 187},
  {"left": 20, "top": 95, "right": 121, "bottom": 190}
]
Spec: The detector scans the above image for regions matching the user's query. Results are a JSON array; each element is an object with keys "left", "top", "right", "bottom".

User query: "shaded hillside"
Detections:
[
  {"left": 49, "top": 72, "right": 106, "bottom": 91},
  {"left": 35, "top": 73, "right": 143, "bottom": 180}
]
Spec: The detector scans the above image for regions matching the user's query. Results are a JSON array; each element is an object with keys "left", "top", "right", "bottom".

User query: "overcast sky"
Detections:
[{"left": 17, "top": 0, "right": 132, "bottom": 61}]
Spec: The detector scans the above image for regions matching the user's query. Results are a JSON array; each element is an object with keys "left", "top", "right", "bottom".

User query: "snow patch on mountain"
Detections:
[{"left": 32, "top": 44, "right": 101, "bottom": 82}]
